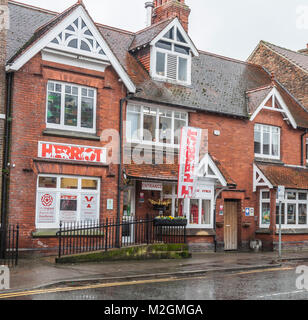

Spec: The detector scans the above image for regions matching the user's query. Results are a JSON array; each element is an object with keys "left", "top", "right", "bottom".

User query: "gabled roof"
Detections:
[
  {"left": 249, "top": 41, "right": 308, "bottom": 73},
  {"left": 256, "top": 162, "right": 308, "bottom": 190},
  {"left": 247, "top": 82, "right": 308, "bottom": 129},
  {"left": 5, "top": 1, "right": 308, "bottom": 125},
  {"left": 129, "top": 18, "right": 174, "bottom": 51},
  {"left": 6, "top": 1, "right": 136, "bottom": 93}
]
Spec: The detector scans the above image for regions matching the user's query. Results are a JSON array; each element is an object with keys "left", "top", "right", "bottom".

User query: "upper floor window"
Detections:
[
  {"left": 126, "top": 104, "right": 188, "bottom": 148},
  {"left": 254, "top": 124, "right": 280, "bottom": 159},
  {"left": 46, "top": 81, "right": 96, "bottom": 133},
  {"left": 152, "top": 26, "right": 191, "bottom": 85}
]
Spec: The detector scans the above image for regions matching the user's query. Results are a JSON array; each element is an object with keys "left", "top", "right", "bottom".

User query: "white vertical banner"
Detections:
[{"left": 177, "top": 127, "right": 202, "bottom": 199}]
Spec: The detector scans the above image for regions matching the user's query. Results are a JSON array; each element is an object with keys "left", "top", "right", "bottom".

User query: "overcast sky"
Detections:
[{"left": 17, "top": 0, "right": 308, "bottom": 61}]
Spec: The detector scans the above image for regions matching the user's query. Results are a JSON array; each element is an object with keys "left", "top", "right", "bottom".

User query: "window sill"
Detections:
[
  {"left": 43, "top": 128, "right": 100, "bottom": 141},
  {"left": 254, "top": 157, "right": 283, "bottom": 165},
  {"left": 255, "top": 228, "right": 271, "bottom": 234},
  {"left": 275, "top": 229, "right": 308, "bottom": 235},
  {"left": 32, "top": 229, "right": 59, "bottom": 238}
]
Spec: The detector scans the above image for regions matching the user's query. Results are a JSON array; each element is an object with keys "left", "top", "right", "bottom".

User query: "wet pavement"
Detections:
[
  {"left": 2, "top": 250, "right": 308, "bottom": 293},
  {"left": 2, "top": 262, "right": 308, "bottom": 300}
]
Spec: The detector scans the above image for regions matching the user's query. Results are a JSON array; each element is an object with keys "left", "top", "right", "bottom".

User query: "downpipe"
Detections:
[{"left": 0, "top": 72, "right": 13, "bottom": 258}]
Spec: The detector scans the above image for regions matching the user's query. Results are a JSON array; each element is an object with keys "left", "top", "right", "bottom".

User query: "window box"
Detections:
[{"left": 154, "top": 217, "right": 188, "bottom": 227}]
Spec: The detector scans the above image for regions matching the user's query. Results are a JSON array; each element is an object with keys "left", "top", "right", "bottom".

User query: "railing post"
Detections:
[
  {"left": 58, "top": 222, "right": 62, "bottom": 259},
  {"left": 146, "top": 214, "right": 149, "bottom": 245},
  {"left": 105, "top": 218, "right": 109, "bottom": 252},
  {"left": 15, "top": 225, "right": 19, "bottom": 266}
]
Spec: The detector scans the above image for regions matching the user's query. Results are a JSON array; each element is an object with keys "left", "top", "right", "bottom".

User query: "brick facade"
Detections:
[
  {"left": 248, "top": 42, "right": 308, "bottom": 110},
  {"left": 3, "top": 1, "right": 308, "bottom": 255},
  {"left": 7, "top": 53, "right": 125, "bottom": 253}
]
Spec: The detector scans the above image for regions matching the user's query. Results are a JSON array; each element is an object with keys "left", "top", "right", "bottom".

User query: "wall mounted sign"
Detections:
[
  {"left": 193, "top": 184, "right": 214, "bottom": 200},
  {"left": 245, "top": 208, "right": 255, "bottom": 217},
  {"left": 177, "top": 127, "right": 202, "bottom": 199},
  {"left": 142, "top": 181, "right": 163, "bottom": 191},
  {"left": 107, "top": 199, "right": 114, "bottom": 210},
  {"left": 38, "top": 141, "right": 107, "bottom": 164}
]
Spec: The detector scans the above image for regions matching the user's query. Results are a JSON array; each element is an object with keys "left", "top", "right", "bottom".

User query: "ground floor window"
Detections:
[
  {"left": 260, "top": 190, "right": 271, "bottom": 228},
  {"left": 161, "top": 183, "right": 214, "bottom": 228},
  {"left": 187, "top": 199, "right": 212, "bottom": 228},
  {"left": 275, "top": 190, "right": 308, "bottom": 228},
  {"left": 36, "top": 174, "right": 100, "bottom": 229}
]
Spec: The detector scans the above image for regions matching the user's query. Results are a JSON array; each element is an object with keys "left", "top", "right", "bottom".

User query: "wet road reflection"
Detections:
[{"left": 3, "top": 264, "right": 308, "bottom": 300}]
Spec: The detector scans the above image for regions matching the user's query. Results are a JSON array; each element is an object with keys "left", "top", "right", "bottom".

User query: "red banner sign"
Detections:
[
  {"left": 177, "top": 127, "right": 202, "bottom": 199},
  {"left": 38, "top": 141, "right": 106, "bottom": 163}
]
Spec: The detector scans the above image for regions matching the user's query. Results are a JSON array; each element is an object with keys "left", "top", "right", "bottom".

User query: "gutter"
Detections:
[{"left": 0, "top": 72, "right": 13, "bottom": 257}]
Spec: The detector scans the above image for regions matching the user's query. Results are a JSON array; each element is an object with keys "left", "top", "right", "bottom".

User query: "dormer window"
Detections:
[{"left": 151, "top": 26, "right": 192, "bottom": 85}]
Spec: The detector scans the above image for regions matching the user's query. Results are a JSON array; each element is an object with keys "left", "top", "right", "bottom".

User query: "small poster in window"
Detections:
[
  {"left": 60, "top": 194, "right": 78, "bottom": 223},
  {"left": 81, "top": 194, "right": 98, "bottom": 221},
  {"left": 38, "top": 192, "right": 57, "bottom": 224}
]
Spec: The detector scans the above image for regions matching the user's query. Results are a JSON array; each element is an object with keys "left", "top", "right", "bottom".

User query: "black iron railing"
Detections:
[
  {"left": 57, "top": 215, "right": 186, "bottom": 258},
  {"left": 0, "top": 225, "right": 19, "bottom": 267}
]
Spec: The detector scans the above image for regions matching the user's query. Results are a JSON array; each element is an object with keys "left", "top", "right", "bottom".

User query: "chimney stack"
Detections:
[
  {"left": 152, "top": 0, "right": 191, "bottom": 32},
  {"left": 145, "top": 2, "right": 154, "bottom": 27}
]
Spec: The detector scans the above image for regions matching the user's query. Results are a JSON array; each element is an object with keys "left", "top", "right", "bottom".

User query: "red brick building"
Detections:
[
  {"left": 2, "top": 0, "right": 308, "bottom": 254},
  {"left": 248, "top": 41, "right": 308, "bottom": 110}
]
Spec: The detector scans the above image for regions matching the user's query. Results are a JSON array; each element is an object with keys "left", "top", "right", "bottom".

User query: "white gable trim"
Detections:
[
  {"left": 249, "top": 87, "right": 297, "bottom": 129},
  {"left": 196, "top": 153, "right": 227, "bottom": 187},
  {"left": 150, "top": 18, "right": 199, "bottom": 57},
  {"left": 6, "top": 5, "right": 136, "bottom": 93},
  {"left": 253, "top": 164, "right": 273, "bottom": 192}
]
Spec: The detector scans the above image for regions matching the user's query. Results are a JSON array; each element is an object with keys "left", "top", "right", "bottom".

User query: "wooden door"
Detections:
[{"left": 224, "top": 201, "right": 238, "bottom": 251}]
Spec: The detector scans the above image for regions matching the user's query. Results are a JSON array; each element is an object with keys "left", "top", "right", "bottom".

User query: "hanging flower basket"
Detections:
[
  {"left": 154, "top": 216, "right": 188, "bottom": 227},
  {"left": 149, "top": 199, "right": 172, "bottom": 212}
]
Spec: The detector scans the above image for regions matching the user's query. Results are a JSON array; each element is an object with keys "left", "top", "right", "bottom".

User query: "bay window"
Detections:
[
  {"left": 275, "top": 190, "right": 308, "bottom": 228},
  {"left": 254, "top": 124, "right": 280, "bottom": 159},
  {"left": 46, "top": 81, "right": 96, "bottom": 133},
  {"left": 126, "top": 104, "right": 188, "bottom": 147},
  {"left": 36, "top": 175, "right": 100, "bottom": 229}
]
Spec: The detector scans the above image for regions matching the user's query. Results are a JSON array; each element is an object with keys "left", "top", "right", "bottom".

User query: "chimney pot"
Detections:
[{"left": 145, "top": 1, "right": 154, "bottom": 27}]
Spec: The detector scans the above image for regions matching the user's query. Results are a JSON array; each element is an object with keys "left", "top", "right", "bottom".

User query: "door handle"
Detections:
[{"left": 226, "top": 225, "right": 231, "bottom": 227}]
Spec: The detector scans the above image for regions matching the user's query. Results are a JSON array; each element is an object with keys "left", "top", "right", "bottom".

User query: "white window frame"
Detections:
[
  {"left": 185, "top": 198, "right": 214, "bottom": 229},
  {"left": 259, "top": 189, "right": 271, "bottom": 228},
  {"left": 36, "top": 174, "right": 100, "bottom": 229},
  {"left": 254, "top": 124, "right": 281, "bottom": 160},
  {"left": 150, "top": 25, "right": 192, "bottom": 86},
  {"left": 46, "top": 80, "right": 97, "bottom": 134},
  {"left": 275, "top": 189, "right": 308, "bottom": 229},
  {"left": 126, "top": 103, "right": 188, "bottom": 149}
]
